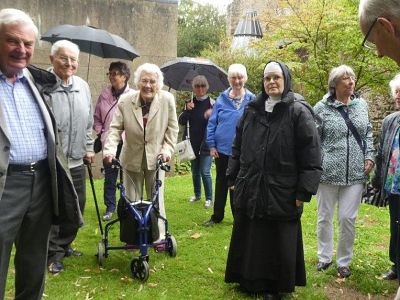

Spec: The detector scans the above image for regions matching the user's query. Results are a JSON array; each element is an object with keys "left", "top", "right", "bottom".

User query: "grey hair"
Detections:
[
  {"left": 328, "top": 65, "right": 356, "bottom": 94},
  {"left": 192, "top": 75, "right": 209, "bottom": 90},
  {"left": 133, "top": 63, "right": 164, "bottom": 91},
  {"left": 50, "top": 40, "right": 80, "bottom": 57},
  {"left": 228, "top": 63, "right": 248, "bottom": 82},
  {"left": 389, "top": 73, "right": 400, "bottom": 98},
  {"left": 359, "top": 0, "right": 400, "bottom": 28},
  {"left": 0, "top": 8, "right": 38, "bottom": 38}
]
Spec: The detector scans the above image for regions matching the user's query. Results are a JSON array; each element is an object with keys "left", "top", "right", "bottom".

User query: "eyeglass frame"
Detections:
[
  {"left": 361, "top": 18, "right": 378, "bottom": 50},
  {"left": 194, "top": 84, "right": 207, "bottom": 88},
  {"left": 107, "top": 71, "right": 122, "bottom": 77}
]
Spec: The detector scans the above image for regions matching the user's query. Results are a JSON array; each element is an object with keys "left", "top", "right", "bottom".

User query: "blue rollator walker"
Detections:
[{"left": 91, "top": 158, "right": 177, "bottom": 282}]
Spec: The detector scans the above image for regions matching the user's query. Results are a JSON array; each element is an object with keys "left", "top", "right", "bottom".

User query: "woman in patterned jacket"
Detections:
[{"left": 313, "top": 65, "right": 375, "bottom": 278}]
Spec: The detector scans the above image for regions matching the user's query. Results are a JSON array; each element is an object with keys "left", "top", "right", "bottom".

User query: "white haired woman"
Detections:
[
  {"left": 314, "top": 65, "right": 375, "bottom": 278},
  {"left": 178, "top": 75, "right": 214, "bottom": 209},
  {"left": 203, "top": 64, "right": 255, "bottom": 227},
  {"left": 372, "top": 74, "right": 400, "bottom": 282},
  {"left": 103, "top": 62, "right": 179, "bottom": 242}
]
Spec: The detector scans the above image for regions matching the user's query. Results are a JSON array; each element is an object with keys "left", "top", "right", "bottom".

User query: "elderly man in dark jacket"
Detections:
[{"left": 224, "top": 61, "right": 322, "bottom": 300}]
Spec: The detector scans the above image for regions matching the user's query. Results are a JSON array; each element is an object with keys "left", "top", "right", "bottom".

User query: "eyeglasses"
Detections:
[
  {"left": 194, "top": 84, "right": 206, "bottom": 88},
  {"left": 361, "top": 18, "right": 378, "bottom": 51},
  {"left": 140, "top": 79, "right": 157, "bottom": 86},
  {"left": 107, "top": 71, "right": 121, "bottom": 77},
  {"left": 57, "top": 55, "right": 78, "bottom": 65}
]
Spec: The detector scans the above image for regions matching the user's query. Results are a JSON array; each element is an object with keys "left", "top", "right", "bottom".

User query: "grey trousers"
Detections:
[
  {"left": 0, "top": 167, "right": 52, "bottom": 300},
  {"left": 48, "top": 164, "right": 86, "bottom": 264}
]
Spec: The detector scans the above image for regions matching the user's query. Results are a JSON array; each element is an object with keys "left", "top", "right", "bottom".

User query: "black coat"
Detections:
[
  {"left": 227, "top": 91, "right": 322, "bottom": 220},
  {"left": 178, "top": 96, "right": 213, "bottom": 157}
]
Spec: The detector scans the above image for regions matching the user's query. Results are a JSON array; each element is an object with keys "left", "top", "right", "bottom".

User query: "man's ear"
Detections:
[
  {"left": 49, "top": 55, "right": 54, "bottom": 64},
  {"left": 377, "top": 17, "right": 396, "bottom": 36}
]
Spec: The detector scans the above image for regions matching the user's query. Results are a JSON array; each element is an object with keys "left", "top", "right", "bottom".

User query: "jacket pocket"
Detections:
[{"left": 266, "top": 174, "right": 298, "bottom": 219}]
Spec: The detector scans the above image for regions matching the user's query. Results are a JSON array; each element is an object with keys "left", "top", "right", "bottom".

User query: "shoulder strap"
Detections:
[
  {"left": 101, "top": 101, "right": 118, "bottom": 133},
  {"left": 336, "top": 106, "right": 365, "bottom": 154}
]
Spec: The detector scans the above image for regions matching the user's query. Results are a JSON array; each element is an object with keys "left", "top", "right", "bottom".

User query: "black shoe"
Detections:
[
  {"left": 48, "top": 261, "right": 64, "bottom": 274},
  {"left": 65, "top": 248, "right": 83, "bottom": 257},
  {"left": 316, "top": 261, "right": 332, "bottom": 271},
  {"left": 203, "top": 219, "right": 218, "bottom": 227},
  {"left": 380, "top": 269, "right": 398, "bottom": 280},
  {"left": 264, "top": 293, "right": 281, "bottom": 300},
  {"left": 337, "top": 266, "right": 351, "bottom": 278}
]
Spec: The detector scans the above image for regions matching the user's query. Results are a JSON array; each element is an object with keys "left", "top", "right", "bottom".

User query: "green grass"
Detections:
[{"left": 5, "top": 171, "right": 399, "bottom": 299}]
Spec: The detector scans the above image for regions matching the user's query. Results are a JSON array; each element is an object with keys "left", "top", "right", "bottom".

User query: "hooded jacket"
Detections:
[
  {"left": 226, "top": 61, "right": 322, "bottom": 220},
  {"left": 314, "top": 92, "right": 374, "bottom": 185}
]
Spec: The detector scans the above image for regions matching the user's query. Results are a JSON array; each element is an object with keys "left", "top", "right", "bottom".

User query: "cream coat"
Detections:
[{"left": 104, "top": 89, "right": 179, "bottom": 171}]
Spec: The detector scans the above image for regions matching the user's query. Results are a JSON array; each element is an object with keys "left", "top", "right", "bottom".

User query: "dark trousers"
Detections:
[
  {"left": 103, "top": 142, "right": 122, "bottom": 213},
  {"left": 0, "top": 165, "right": 52, "bottom": 300},
  {"left": 388, "top": 194, "right": 400, "bottom": 282},
  {"left": 48, "top": 164, "right": 86, "bottom": 263},
  {"left": 211, "top": 153, "right": 234, "bottom": 223}
]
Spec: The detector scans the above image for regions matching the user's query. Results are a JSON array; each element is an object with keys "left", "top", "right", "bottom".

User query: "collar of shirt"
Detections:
[{"left": 0, "top": 68, "right": 27, "bottom": 83}]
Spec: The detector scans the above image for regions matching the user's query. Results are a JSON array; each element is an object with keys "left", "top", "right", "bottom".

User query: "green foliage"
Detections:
[
  {"left": 178, "top": 0, "right": 227, "bottom": 57},
  {"left": 202, "top": 0, "right": 398, "bottom": 104},
  {"left": 174, "top": 159, "right": 191, "bottom": 175}
]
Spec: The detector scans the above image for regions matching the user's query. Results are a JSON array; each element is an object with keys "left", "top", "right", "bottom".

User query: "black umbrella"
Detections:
[
  {"left": 41, "top": 24, "right": 139, "bottom": 60},
  {"left": 160, "top": 57, "right": 229, "bottom": 92}
]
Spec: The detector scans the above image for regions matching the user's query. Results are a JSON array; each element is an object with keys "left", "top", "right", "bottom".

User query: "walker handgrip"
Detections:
[{"left": 111, "top": 158, "right": 121, "bottom": 168}]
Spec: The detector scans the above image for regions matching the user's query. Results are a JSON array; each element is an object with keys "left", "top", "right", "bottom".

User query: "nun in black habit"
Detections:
[{"left": 224, "top": 61, "right": 322, "bottom": 300}]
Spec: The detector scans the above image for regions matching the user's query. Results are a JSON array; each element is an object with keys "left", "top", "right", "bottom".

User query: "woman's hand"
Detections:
[
  {"left": 364, "top": 159, "right": 374, "bottom": 175},
  {"left": 204, "top": 108, "right": 212, "bottom": 119},
  {"left": 103, "top": 154, "right": 115, "bottom": 166},
  {"left": 186, "top": 100, "right": 194, "bottom": 110},
  {"left": 210, "top": 147, "right": 219, "bottom": 158},
  {"left": 296, "top": 200, "right": 304, "bottom": 207}
]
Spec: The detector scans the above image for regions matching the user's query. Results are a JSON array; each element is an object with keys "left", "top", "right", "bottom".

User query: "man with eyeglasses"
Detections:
[
  {"left": 0, "top": 8, "right": 81, "bottom": 299},
  {"left": 46, "top": 39, "right": 94, "bottom": 274},
  {"left": 359, "top": 0, "right": 400, "bottom": 66}
]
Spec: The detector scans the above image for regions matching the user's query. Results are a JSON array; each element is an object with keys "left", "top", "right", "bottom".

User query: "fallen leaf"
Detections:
[
  {"left": 148, "top": 283, "right": 158, "bottom": 288},
  {"left": 191, "top": 232, "right": 202, "bottom": 239},
  {"left": 110, "top": 268, "right": 120, "bottom": 272},
  {"left": 80, "top": 276, "right": 91, "bottom": 279},
  {"left": 335, "top": 277, "right": 346, "bottom": 284},
  {"left": 208, "top": 267, "right": 213, "bottom": 274},
  {"left": 138, "top": 284, "right": 143, "bottom": 292}
]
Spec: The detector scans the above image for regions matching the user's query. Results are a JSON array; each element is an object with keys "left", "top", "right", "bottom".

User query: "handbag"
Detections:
[
  {"left": 362, "top": 182, "right": 387, "bottom": 207},
  {"left": 175, "top": 120, "right": 196, "bottom": 162},
  {"left": 93, "top": 134, "right": 102, "bottom": 153}
]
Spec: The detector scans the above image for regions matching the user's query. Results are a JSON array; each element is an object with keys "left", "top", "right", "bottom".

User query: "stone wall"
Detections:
[{"left": 1, "top": 0, "right": 178, "bottom": 177}]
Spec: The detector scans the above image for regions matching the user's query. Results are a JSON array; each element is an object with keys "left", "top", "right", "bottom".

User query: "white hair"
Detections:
[
  {"left": 0, "top": 8, "right": 38, "bottom": 38},
  {"left": 192, "top": 75, "right": 209, "bottom": 90},
  {"left": 50, "top": 40, "right": 80, "bottom": 57},
  {"left": 389, "top": 74, "right": 400, "bottom": 98},
  {"left": 328, "top": 65, "right": 356, "bottom": 94},
  {"left": 228, "top": 63, "right": 248, "bottom": 82},
  {"left": 359, "top": 0, "right": 400, "bottom": 27},
  {"left": 133, "top": 63, "right": 164, "bottom": 91}
]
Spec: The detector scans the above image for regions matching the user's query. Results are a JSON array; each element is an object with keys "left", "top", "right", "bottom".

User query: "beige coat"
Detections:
[{"left": 104, "top": 89, "right": 179, "bottom": 171}]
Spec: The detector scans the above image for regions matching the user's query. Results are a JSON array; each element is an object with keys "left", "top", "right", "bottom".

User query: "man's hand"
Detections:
[{"left": 83, "top": 152, "right": 95, "bottom": 165}]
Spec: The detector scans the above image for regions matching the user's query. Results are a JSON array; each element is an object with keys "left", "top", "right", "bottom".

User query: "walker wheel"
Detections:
[
  {"left": 130, "top": 258, "right": 150, "bottom": 282},
  {"left": 167, "top": 235, "right": 177, "bottom": 257},
  {"left": 97, "top": 242, "right": 105, "bottom": 266}
]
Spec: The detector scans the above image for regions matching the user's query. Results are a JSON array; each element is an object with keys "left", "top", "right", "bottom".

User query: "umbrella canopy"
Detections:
[
  {"left": 160, "top": 57, "right": 229, "bottom": 92},
  {"left": 41, "top": 24, "right": 139, "bottom": 60}
]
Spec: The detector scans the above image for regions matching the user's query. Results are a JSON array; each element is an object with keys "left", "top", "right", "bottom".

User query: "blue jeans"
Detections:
[{"left": 190, "top": 155, "right": 212, "bottom": 200}]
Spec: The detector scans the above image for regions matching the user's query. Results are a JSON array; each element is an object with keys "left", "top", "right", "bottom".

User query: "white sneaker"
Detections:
[
  {"left": 189, "top": 196, "right": 200, "bottom": 203},
  {"left": 102, "top": 212, "right": 113, "bottom": 221},
  {"left": 204, "top": 199, "right": 213, "bottom": 209}
]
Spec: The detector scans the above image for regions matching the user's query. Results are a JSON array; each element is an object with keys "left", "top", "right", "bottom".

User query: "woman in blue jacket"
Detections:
[{"left": 203, "top": 64, "right": 255, "bottom": 227}]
